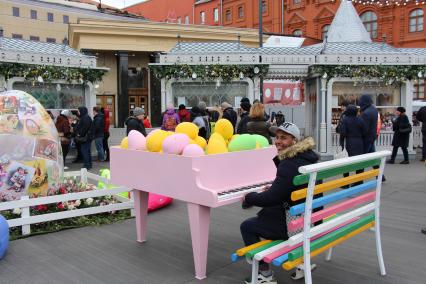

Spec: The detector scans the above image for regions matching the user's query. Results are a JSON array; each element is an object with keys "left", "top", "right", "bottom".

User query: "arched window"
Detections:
[
  {"left": 322, "top": 24, "right": 330, "bottom": 40},
  {"left": 361, "top": 11, "right": 378, "bottom": 39},
  {"left": 409, "top": 9, "right": 424, "bottom": 32},
  {"left": 293, "top": 29, "right": 302, "bottom": 37}
]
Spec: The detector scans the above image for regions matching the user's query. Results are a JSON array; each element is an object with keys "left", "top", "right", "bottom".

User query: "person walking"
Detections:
[
  {"left": 221, "top": 102, "right": 238, "bottom": 131},
  {"left": 336, "top": 100, "right": 350, "bottom": 151},
  {"left": 246, "top": 102, "right": 272, "bottom": 144},
  {"left": 55, "top": 109, "right": 72, "bottom": 169},
  {"left": 125, "top": 107, "right": 147, "bottom": 136},
  {"left": 416, "top": 105, "right": 426, "bottom": 162},
  {"left": 339, "top": 105, "right": 367, "bottom": 157},
  {"left": 161, "top": 106, "right": 180, "bottom": 131},
  {"left": 237, "top": 98, "right": 251, "bottom": 134},
  {"left": 387, "top": 107, "right": 411, "bottom": 164},
  {"left": 101, "top": 107, "right": 110, "bottom": 162},
  {"left": 92, "top": 107, "right": 105, "bottom": 162},
  {"left": 178, "top": 104, "right": 191, "bottom": 122},
  {"left": 74, "top": 106, "right": 93, "bottom": 170},
  {"left": 358, "top": 95, "right": 378, "bottom": 154}
]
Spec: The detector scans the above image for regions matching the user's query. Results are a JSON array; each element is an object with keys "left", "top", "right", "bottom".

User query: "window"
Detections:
[
  {"left": 360, "top": 11, "right": 378, "bottom": 39},
  {"left": 12, "top": 34, "right": 23, "bottom": 39},
  {"left": 47, "top": 12, "right": 54, "bottom": 22},
  {"left": 31, "top": 10, "right": 37, "bottom": 20},
  {"left": 214, "top": 8, "right": 219, "bottom": 22},
  {"left": 177, "top": 16, "right": 181, "bottom": 24},
  {"left": 414, "top": 80, "right": 425, "bottom": 99},
  {"left": 262, "top": 1, "right": 267, "bottom": 14},
  {"left": 185, "top": 15, "right": 189, "bottom": 24},
  {"left": 200, "top": 11, "right": 205, "bottom": 24},
  {"left": 409, "top": 9, "right": 424, "bottom": 32},
  {"left": 238, "top": 6, "right": 244, "bottom": 19},
  {"left": 30, "top": 36, "right": 40, "bottom": 41},
  {"left": 226, "top": 9, "right": 232, "bottom": 22},
  {"left": 12, "top": 7, "right": 19, "bottom": 17},
  {"left": 63, "top": 15, "right": 69, "bottom": 24},
  {"left": 46, "top": 37, "right": 56, "bottom": 43},
  {"left": 322, "top": 24, "right": 330, "bottom": 39},
  {"left": 293, "top": 29, "right": 302, "bottom": 37}
]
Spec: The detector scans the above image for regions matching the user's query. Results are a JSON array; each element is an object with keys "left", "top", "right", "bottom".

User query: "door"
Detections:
[
  {"left": 129, "top": 91, "right": 148, "bottom": 117},
  {"left": 96, "top": 95, "right": 116, "bottom": 127}
]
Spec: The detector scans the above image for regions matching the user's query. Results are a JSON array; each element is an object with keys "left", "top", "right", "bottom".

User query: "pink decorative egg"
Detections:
[
  {"left": 162, "top": 133, "right": 190, "bottom": 155},
  {"left": 182, "top": 144, "right": 205, "bottom": 157},
  {"left": 128, "top": 130, "right": 147, "bottom": 150}
]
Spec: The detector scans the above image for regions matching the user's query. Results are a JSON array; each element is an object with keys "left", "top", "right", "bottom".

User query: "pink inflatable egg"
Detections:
[
  {"left": 182, "top": 144, "right": 205, "bottom": 157},
  {"left": 162, "top": 133, "right": 190, "bottom": 155},
  {"left": 128, "top": 130, "right": 146, "bottom": 150}
]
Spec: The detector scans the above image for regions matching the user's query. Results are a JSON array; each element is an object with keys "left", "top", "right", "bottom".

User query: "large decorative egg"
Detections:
[
  {"left": 252, "top": 134, "right": 270, "bottom": 148},
  {"left": 206, "top": 133, "right": 228, "bottom": 155},
  {"left": 228, "top": 134, "right": 257, "bottom": 152},
  {"left": 146, "top": 130, "right": 169, "bottom": 152},
  {"left": 128, "top": 130, "right": 147, "bottom": 150},
  {"left": 175, "top": 122, "right": 199, "bottom": 140},
  {"left": 120, "top": 137, "right": 129, "bottom": 149},
  {"left": 162, "top": 133, "right": 190, "bottom": 155},
  {"left": 182, "top": 144, "right": 205, "bottom": 157},
  {"left": 214, "top": 119, "right": 234, "bottom": 140},
  {"left": 194, "top": 136, "right": 207, "bottom": 149}
]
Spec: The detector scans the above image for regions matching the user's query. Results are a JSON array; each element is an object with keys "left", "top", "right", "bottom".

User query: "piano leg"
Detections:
[
  {"left": 187, "top": 203, "right": 211, "bottom": 280},
  {"left": 133, "top": 189, "right": 149, "bottom": 243}
]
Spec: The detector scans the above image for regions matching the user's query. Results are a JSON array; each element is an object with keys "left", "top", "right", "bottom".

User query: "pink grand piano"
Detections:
[{"left": 110, "top": 146, "right": 277, "bottom": 280}]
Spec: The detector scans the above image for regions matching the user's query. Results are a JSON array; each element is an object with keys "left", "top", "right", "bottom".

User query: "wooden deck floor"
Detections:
[{"left": 1, "top": 159, "right": 426, "bottom": 284}]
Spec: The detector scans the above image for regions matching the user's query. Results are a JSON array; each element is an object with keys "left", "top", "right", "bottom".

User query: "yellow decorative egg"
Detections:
[
  {"left": 175, "top": 122, "right": 199, "bottom": 140},
  {"left": 194, "top": 136, "right": 207, "bottom": 149},
  {"left": 120, "top": 137, "right": 129, "bottom": 149},
  {"left": 146, "top": 130, "right": 168, "bottom": 152},
  {"left": 214, "top": 119, "right": 234, "bottom": 140},
  {"left": 206, "top": 133, "right": 228, "bottom": 155}
]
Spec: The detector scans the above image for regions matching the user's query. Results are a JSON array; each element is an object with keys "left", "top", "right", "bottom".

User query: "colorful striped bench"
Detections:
[{"left": 232, "top": 151, "right": 391, "bottom": 284}]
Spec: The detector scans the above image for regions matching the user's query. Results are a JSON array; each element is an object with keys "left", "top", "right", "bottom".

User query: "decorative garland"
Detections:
[
  {"left": 149, "top": 64, "right": 269, "bottom": 81},
  {"left": 0, "top": 63, "right": 107, "bottom": 84},
  {"left": 311, "top": 65, "right": 426, "bottom": 85}
]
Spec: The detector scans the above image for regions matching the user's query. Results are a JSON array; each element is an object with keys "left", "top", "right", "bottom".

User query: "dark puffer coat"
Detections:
[
  {"left": 125, "top": 116, "right": 147, "bottom": 136},
  {"left": 358, "top": 95, "right": 378, "bottom": 149},
  {"left": 244, "top": 137, "right": 318, "bottom": 239},
  {"left": 237, "top": 112, "right": 250, "bottom": 134},
  {"left": 339, "top": 105, "right": 367, "bottom": 156},
  {"left": 392, "top": 114, "right": 411, "bottom": 148},
  {"left": 246, "top": 117, "right": 272, "bottom": 144},
  {"left": 75, "top": 107, "right": 93, "bottom": 141},
  {"left": 222, "top": 107, "right": 238, "bottom": 130}
]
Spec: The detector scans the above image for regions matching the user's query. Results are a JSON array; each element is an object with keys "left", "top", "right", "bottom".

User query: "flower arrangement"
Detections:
[{"left": 1, "top": 177, "right": 131, "bottom": 240}]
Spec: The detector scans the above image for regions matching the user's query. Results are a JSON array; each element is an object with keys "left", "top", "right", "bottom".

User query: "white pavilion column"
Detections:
[
  {"left": 320, "top": 77, "right": 328, "bottom": 153},
  {"left": 404, "top": 80, "right": 415, "bottom": 154},
  {"left": 161, "top": 78, "right": 167, "bottom": 112},
  {"left": 254, "top": 76, "right": 261, "bottom": 101}
]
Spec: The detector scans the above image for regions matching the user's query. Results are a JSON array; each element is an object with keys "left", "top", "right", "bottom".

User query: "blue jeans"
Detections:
[
  {"left": 80, "top": 140, "right": 92, "bottom": 169},
  {"left": 94, "top": 137, "right": 105, "bottom": 161}
]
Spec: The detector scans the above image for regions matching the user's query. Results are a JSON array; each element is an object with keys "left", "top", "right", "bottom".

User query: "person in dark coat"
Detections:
[
  {"left": 101, "top": 107, "right": 110, "bottom": 162},
  {"left": 358, "top": 95, "right": 378, "bottom": 154},
  {"left": 339, "top": 105, "right": 367, "bottom": 156},
  {"left": 125, "top": 107, "right": 147, "bottom": 136},
  {"left": 74, "top": 106, "right": 93, "bottom": 170},
  {"left": 55, "top": 110, "right": 72, "bottom": 168},
  {"left": 416, "top": 105, "right": 426, "bottom": 161},
  {"left": 240, "top": 122, "right": 318, "bottom": 283},
  {"left": 246, "top": 102, "right": 272, "bottom": 144},
  {"left": 92, "top": 107, "right": 105, "bottom": 162},
  {"left": 336, "top": 100, "right": 350, "bottom": 150},
  {"left": 237, "top": 98, "right": 251, "bottom": 134},
  {"left": 387, "top": 107, "right": 411, "bottom": 164},
  {"left": 221, "top": 101, "right": 238, "bottom": 131}
]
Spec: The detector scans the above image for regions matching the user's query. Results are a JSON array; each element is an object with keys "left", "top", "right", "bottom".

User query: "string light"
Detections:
[{"left": 351, "top": 0, "right": 425, "bottom": 6}]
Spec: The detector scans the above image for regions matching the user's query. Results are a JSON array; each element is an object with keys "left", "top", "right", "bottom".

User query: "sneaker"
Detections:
[
  {"left": 291, "top": 264, "right": 317, "bottom": 280},
  {"left": 421, "top": 228, "right": 426, "bottom": 234},
  {"left": 386, "top": 160, "right": 395, "bottom": 164},
  {"left": 244, "top": 272, "right": 277, "bottom": 284},
  {"left": 399, "top": 160, "right": 409, "bottom": 164}
]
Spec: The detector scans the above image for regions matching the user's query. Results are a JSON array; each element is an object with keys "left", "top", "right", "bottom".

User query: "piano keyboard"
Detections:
[{"left": 217, "top": 181, "right": 274, "bottom": 201}]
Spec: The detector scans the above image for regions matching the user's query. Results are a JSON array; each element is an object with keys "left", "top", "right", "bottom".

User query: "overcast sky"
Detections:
[{"left": 92, "top": 0, "right": 145, "bottom": 9}]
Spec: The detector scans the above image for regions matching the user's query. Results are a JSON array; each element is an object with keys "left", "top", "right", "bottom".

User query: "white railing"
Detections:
[{"left": 0, "top": 169, "right": 133, "bottom": 236}]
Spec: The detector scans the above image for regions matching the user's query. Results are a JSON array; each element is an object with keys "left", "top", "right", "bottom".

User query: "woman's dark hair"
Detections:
[
  {"left": 179, "top": 104, "right": 186, "bottom": 110},
  {"left": 210, "top": 110, "right": 220, "bottom": 122}
]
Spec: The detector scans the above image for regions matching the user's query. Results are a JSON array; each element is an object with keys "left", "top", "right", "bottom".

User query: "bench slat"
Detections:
[
  {"left": 289, "top": 180, "right": 377, "bottom": 216},
  {"left": 282, "top": 221, "right": 375, "bottom": 270},
  {"left": 236, "top": 240, "right": 272, "bottom": 257},
  {"left": 293, "top": 159, "right": 380, "bottom": 186},
  {"left": 245, "top": 240, "right": 283, "bottom": 259},
  {"left": 291, "top": 169, "right": 379, "bottom": 201}
]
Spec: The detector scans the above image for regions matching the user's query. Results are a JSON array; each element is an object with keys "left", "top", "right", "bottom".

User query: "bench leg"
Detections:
[
  {"left": 375, "top": 220, "right": 386, "bottom": 276},
  {"left": 325, "top": 247, "right": 333, "bottom": 261},
  {"left": 133, "top": 189, "right": 149, "bottom": 243},
  {"left": 251, "top": 259, "right": 259, "bottom": 284}
]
